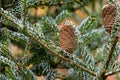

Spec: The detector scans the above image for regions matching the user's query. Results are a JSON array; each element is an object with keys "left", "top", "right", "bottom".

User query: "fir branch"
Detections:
[
  {"left": 7, "top": 29, "right": 29, "bottom": 44},
  {"left": 99, "top": 36, "right": 119, "bottom": 78},
  {"left": 0, "top": 8, "right": 96, "bottom": 76},
  {"left": 0, "top": 0, "right": 2, "bottom": 8},
  {"left": 0, "top": 8, "right": 23, "bottom": 30},
  {"left": 0, "top": 0, "right": 86, "bottom": 9},
  {"left": 105, "top": 68, "right": 120, "bottom": 76},
  {"left": 104, "top": 36, "right": 119, "bottom": 70},
  {"left": 0, "top": 45, "right": 36, "bottom": 80},
  {"left": 25, "top": 29, "right": 96, "bottom": 76},
  {"left": 0, "top": 8, "right": 1, "bottom": 13},
  {"left": 0, "top": 45, "right": 18, "bottom": 65},
  {"left": 23, "top": 0, "right": 27, "bottom": 26},
  {"left": 4, "top": 3, "right": 17, "bottom": 9},
  {"left": 28, "top": 1, "right": 74, "bottom": 8},
  {"left": 27, "top": 0, "right": 87, "bottom": 9},
  {"left": 5, "top": 67, "right": 16, "bottom": 80},
  {"left": 0, "top": 74, "right": 8, "bottom": 80}
]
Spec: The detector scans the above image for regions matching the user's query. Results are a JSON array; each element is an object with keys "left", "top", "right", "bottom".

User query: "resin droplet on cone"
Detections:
[
  {"left": 102, "top": 3, "right": 117, "bottom": 33},
  {"left": 59, "top": 24, "right": 76, "bottom": 53}
]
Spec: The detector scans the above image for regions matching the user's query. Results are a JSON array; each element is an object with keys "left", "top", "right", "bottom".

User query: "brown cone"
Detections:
[
  {"left": 59, "top": 24, "right": 76, "bottom": 53},
  {"left": 102, "top": 3, "right": 117, "bottom": 33}
]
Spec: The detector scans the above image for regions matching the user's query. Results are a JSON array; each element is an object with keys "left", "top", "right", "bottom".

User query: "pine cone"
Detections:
[
  {"left": 59, "top": 24, "right": 76, "bottom": 53},
  {"left": 102, "top": 3, "right": 117, "bottom": 33}
]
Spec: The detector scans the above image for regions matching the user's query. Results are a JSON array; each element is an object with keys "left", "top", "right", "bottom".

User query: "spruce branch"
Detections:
[{"left": 99, "top": 36, "right": 119, "bottom": 78}]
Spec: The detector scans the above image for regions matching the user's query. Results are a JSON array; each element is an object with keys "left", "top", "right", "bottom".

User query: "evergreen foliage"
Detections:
[{"left": 0, "top": 0, "right": 120, "bottom": 80}]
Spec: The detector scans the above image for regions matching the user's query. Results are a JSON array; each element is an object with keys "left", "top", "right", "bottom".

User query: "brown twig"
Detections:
[
  {"left": 104, "top": 36, "right": 119, "bottom": 70},
  {"left": 99, "top": 36, "right": 119, "bottom": 78},
  {"left": 105, "top": 68, "right": 120, "bottom": 76}
]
